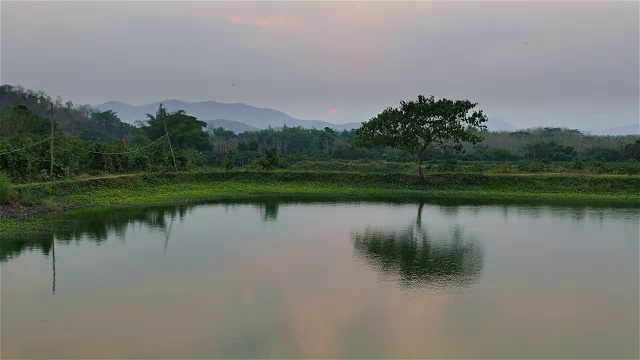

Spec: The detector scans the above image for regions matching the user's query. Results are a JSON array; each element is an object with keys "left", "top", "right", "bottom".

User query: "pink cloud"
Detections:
[{"left": 221, "top": 2, "right": 431, "bottom": 78}]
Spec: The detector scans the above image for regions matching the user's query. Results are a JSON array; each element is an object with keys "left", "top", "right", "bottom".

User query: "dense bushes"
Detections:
[
  {"left": 283, "top": 159, "right": 640, "bottom": 175},
  {"left": 0, "top": 134, "right": 177, "bottom": 182},
  {"left": 257, "top": 148, "right": 287, "bottom": 170},
  {"left": 0, "top": 172, "right": 12, "bottom": 204}
]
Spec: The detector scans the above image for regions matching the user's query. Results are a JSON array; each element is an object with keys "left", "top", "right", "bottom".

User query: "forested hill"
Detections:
[
  {"left": 0, "top": 85, "right": 132, "bottom": 141},
  {"left": 95, "top": 99, "right": 362, "bottom": 130}
]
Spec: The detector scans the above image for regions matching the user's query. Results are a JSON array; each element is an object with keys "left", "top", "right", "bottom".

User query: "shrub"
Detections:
[
  {"left": 438, "top": 159, "right": 459, "bottom": 172},
  {"left": 258, "top": 148, "right": 287, "bottom": 170},
  {"left": 591, "top": 161, "right": 608, "bottom": 174},
  {"left": 517, "top": 161, "right": 545, "bottom": 173},
  {"left": 0, "top": 172, "right": 13, "bottom": 204},
  {"left": 222, "top": 156, "right": 234, "bottom": 171}
]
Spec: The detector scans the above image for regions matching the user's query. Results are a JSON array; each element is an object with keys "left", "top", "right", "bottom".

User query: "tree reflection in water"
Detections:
[
  {"left": 352, "top": 203, "right": 485, "bottom": 291},
  {"left": 0, "top": 199, "right": 284, "bottom": 262},
  {"left": 257, "top": 200, "right": 279, "bottom": 222},
  {"left": 0, "top": 205, "right": 193, "bottom": 262}
]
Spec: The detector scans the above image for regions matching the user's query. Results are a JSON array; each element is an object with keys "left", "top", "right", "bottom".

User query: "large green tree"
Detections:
[
  {"left": 624, "top": 139, "right": 640, "bottom": 161},
  {"left": 354, "top": 95, "right": 488, "bottom": 178},
  {"left": 0, "top": 105, "right": 51, "bottom": 137},
  {"left": 141, "top": 104, "right": 211, "bottom": 152}
]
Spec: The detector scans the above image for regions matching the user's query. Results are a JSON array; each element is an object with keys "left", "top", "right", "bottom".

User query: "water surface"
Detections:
[{"left": 2, "top": 199, "right": 638, "bottom": 358}]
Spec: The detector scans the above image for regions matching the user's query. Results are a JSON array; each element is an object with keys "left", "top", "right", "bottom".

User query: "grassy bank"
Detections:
[
  {"left": 1, "top": 170, "right": 638, "bottom": 238},
  {"left": 9, "top": 170, "right": 640, "bottom": 207}
]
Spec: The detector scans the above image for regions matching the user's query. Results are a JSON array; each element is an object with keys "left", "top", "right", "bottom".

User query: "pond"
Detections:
[{"left": 2, "top": 199, "right": 639, "bottom": 358}]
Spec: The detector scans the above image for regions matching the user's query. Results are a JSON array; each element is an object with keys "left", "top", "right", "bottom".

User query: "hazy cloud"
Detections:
[{"left": 1, "top": 1, "right": 637, "bottom": 131}]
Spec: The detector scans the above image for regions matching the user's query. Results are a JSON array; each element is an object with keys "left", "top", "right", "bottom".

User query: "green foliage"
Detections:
[
  {"left": 140, "top": 104, "right": 211, "bottom": 152},
  {"left": 624, "top": 139, "right": 640, "bottom": 161},
  {"left": 591, "top": 161, "right": 609, "bottom": 174},
  {"left": 4, "top": 172, "right": 639, "bottom": 216},
  {"left": 258, "top": 148, "right": 287, "bottom": 170},
  {"left": 222, "top": 155, "right": 235, "bottom": 171},
  {"left": 0, "top": 84, "right": 132, "bottom": 141},
  {"left": 523, "top": 140, "right": 577, "bottom": 162},
  {"left": 0, "top": 105, "right": 50, "bottom": 137},
  {"left": 517, "top": 162, "right": 545, "bottom": 173},
  {"left": 354, "top": 95, "right": 488, "bottom": 177},
  {"left": 0, "top": 172, "right": 13, "bottom": 204},
  {"left": 1, "top": 85, "right": 640, "bottom": 183},
  {"left": 177, "top": 148, "right": 205, "bottom": 171},
  {"left": 438, "top": 159, "right": 459, "bottom": 172},
  {"left": 288, "top": 159, "right": 415, "bottom": 173}
]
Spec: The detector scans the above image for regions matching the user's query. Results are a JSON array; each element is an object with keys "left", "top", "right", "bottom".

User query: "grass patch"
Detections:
[
  {"left": 1, "top": 170, "right": 637, "bottom": 224},
  {"left": 0, "top": 172, "right": 13, "bottom": 204}
]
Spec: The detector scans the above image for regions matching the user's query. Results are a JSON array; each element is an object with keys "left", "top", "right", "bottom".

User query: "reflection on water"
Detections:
[
  {"left": 1, "top": 205, "right": 194, "bottom": 262},
  {"left": 3, "top": 197, "right": 634, "bottom": 264},
  {"left": 352, "top": 204, "right": 484, "bottom": 291},
  {"left": 257, "top": 200, "right": 279, "bottom": 222},
  {"left": 2, "top": 198, "right": 638, "bottom": 359}
]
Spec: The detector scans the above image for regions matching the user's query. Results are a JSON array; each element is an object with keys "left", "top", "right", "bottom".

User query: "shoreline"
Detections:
[{"left": 1, "top": 170, "right": 638, "bottom": 239}]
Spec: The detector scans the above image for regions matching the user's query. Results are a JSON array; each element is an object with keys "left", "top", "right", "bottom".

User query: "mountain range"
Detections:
[
  {"left": 205, "top": 119, "right": 258, "bottom": 133},
  {"left": 95, "top": 100, "right": 361, "bottom": 132},
  {"left": 95, "top": 99, "right": 638, "bottom": 136}
]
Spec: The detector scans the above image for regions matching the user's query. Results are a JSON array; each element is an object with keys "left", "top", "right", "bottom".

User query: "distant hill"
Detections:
[
  {"left": 599, "top": 124, "right": 639, "bottom": 136},
  {"left": 95, "top": 100, "right": 361, "bottom": 131},
  {"left": 1, "top": 85, "right": 131, "bottom": 141},
  {"left": 205, "top": 119, "right": 258, "bottom": 133}
]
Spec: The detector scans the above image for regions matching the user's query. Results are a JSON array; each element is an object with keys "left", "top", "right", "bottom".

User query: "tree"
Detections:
[
  {"left": 258, "top": 147, "right": 286, "bottom": 170},
  {"left": 90, "top": 110, "right": 131, "bottom": 140},
  {"left": 623, "top": 139, "right": 640, "bottom": 161},
  {"left": 0, "top": 105, "right": 50, "bottom": 137},
  {"left": 354, "top": 95, "right": 487, "bottom": 179},
  {"left": 141, "top": 104, "right": 211, "bottom": 152}
]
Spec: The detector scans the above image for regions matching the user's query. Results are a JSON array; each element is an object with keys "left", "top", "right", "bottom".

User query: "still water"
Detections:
[{"left": 2, "top": 199, "right": 639, "bottom": 358}]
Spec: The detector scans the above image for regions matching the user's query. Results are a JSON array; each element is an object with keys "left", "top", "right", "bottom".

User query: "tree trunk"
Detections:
[{"left": 417, "top": 157, "right": 426, "bottom": 180}]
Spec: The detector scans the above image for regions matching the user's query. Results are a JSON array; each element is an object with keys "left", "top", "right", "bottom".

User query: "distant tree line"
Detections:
[{"left": 211, "top": 126, "right": 640, "bottom": 166}]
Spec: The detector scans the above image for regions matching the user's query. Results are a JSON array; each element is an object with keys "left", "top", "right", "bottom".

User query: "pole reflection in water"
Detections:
[{"left": 51, "top": 236, "right": 56, "bottom": 296}]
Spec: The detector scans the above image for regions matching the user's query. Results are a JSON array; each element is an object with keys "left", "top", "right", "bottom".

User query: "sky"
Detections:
[{"left": 1, "top": 0, "right": 638, "bottom": 131}]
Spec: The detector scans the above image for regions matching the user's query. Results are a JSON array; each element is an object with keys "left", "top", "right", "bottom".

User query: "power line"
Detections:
[
  {"left": 0, "top": 137, "right": 51, "bottom": 156},
  {"left": 0, "top": 133, "right": 168, "bottom": 157},
  {"left": 63, "top": 134, "right": 168, "bottom": 155},
  {"left": 94, "top": 134, "right": 168, "bottom": 155}
]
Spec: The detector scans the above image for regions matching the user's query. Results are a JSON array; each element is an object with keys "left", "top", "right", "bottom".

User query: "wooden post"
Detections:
[
  {"left": 50, "top": 103, "right": 54, "bottom": 178},
  {"left": 163, "top": 118, "right": 178, "bottom": 171}
]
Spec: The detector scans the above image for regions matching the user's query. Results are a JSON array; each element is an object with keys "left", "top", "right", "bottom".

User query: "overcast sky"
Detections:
[{"left": 1, "top": 1, "right": 638, "bottom": 131}]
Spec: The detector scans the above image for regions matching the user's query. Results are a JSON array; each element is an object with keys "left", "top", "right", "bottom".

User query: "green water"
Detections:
[{"left": 2, "top": 199, "right": 639, "bottom": 358}]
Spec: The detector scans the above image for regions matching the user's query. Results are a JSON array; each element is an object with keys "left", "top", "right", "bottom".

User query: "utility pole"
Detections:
[
  {"left": 163, "top": 118, "right": 178, "bottom": 171},
  {"left": 50, "top": 103, "right": 54, "bottom": 178}
]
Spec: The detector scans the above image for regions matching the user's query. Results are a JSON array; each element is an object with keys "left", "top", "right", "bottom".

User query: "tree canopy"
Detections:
[
  {"left": 0, "top": 105, "right": 51, "bottom": 137},
  {"left": 140, "top": 104, "right": 211, "bottom": 152},
  {"left": 354, "top": 95, "right": 488, "bottom": 178},
  {"left": 0, "top": 84, "right": 132, "bottom": 141}
]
